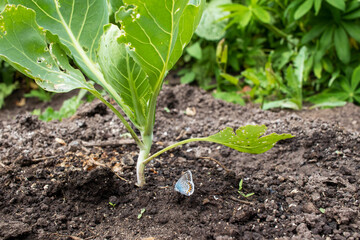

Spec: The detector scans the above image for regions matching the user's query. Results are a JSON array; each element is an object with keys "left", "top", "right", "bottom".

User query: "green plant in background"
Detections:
[
  {"left": 212, "top": 38, "right": 245, "bottom": 105},
  {"left": 0, "top": 81, "right": 17, "bottom": 108},
  {"left": 180, "top": 0, "right": 294, "bottom": 104},
  {"left": 24, "top": 87, "right": 55, "bottom": 102},
  {"left": 308, "top": 65, "right": 360, "bottom": 108},
  {"left": 178, "top": 40, "right": 218, "bottom": 90},
  {"left": 0, "top": 61, "right": 17, "bottom": 108},
  {"left": 287, "top": 0, "right": 360, "bottom": 106},
  {"left": 295, "top": 0, "right": 360, "bottom": 73},
  {"left": 177, "top": 0, "right": 231, "bottom": 89},
  {"left": 32, "top": 89, "right": 87, "bottom": 122},
  {"left": 180, "top": 0, "right": 360, "bottom": 109},
  {"left": 213, "top": 39, "right": 307, "bottom": 110},
  {"left": 0, "top": 1, "right": 293, "bottom": 187},
  {"left": 262, "top": 47, "right": 307, "bottom": 110},
  {"left": 219, "top": 0, "right": 295, "bottom": 70},
  {"left": 196, "top": 0, "right": 231, "bottom": 41},
  {"left": 0, "top": 1, "right": 16, "bottom": 109},
  {"left": 221, "top": 0, "right": 271, "bottom": 28}
]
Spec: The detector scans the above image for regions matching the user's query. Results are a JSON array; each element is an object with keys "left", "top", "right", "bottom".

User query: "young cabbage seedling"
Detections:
[{"left": 0, "top": 0, "right": 293, "bottom": 187}]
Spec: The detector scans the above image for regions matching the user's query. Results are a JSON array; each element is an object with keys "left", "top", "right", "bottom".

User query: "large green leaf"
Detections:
[
  {"left": 115, "top": 0, "right": 205, "bottom": 92},
  {"left": 0, "top": 5, "right": 93, "bottom": 93},
  {"left": 98, "top": 24, "right": 151, "bottom": 128},
  {"left": 203, "top": 125, "right": 294, "bottom": 154},
  {"left": 9, "top": 0, "right": 109, "bottom": 82}
]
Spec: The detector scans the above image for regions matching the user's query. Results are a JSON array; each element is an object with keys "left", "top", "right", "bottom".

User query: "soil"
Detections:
[{"left": 0, "top": 83, "right": 359, "bottom": 240}]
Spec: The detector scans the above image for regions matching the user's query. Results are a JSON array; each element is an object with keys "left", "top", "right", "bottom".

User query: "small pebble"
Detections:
[{"left": 68, "top": 140, "right": 82, "bottom": 152}]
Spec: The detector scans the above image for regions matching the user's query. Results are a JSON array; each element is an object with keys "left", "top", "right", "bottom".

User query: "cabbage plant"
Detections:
[{"left": 0, "top": 0, "right": 293, "bottom": 187}]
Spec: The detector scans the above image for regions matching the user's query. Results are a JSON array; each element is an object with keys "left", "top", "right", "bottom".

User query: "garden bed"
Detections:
[{"left": 0, "top": 84, "right": 359, "bottom": 239}]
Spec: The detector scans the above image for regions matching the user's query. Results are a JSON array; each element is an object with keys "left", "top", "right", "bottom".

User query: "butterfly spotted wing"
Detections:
[{"left": 174, "top": 170, "right": 194, "bottom": 196}]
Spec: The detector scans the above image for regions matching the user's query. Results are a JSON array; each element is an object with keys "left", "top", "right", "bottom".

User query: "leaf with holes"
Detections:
[
  {"left": 203, "top": 125, "right": 294, "bottom": 154},
  {"left": 9, "top": 0, "right": 108, "bottom": 83},
  {"left": 0, "top": 5, "right": 93, "bottom": 93}
]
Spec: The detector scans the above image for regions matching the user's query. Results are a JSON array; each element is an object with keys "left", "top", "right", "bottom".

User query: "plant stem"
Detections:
[
  {"left": 88, "top": 89, "right": 143, "bottom": 147},
  {"left": 262, "top": 23, "right": 297, "bottom": 46},
  {"left": 143, "top": 137, "right": 205, "bottom": 165},
  {"left": 136, "top": 134, "right": 153, "bottom": 187}
]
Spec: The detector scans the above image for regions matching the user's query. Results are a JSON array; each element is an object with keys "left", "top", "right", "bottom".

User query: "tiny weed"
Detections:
[
  {"left": 137, "top": 208, "right": 146, "bottom": 219},
  {"left": 238, "top": 179, "right": 254, "bottom": 198}
]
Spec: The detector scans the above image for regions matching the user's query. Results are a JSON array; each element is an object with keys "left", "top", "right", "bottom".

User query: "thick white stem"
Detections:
[{"left": 136, "top": 134, "right": 152, "bottom": 187}]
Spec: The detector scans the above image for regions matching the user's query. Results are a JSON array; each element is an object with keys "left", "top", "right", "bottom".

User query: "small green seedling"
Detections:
[
  {"left": 109, "top": 202, "right": 116, "bottom": 208},
  {"left": 0, "top": 1, "right": 293, "bottom": 187},
  {"left": 319, "top": 208, "right": 326, "bottom": 214},
  {"left": 137, "top": 208, "right": 146, "bottom": 219},
  {"left": 163, "top": 107, "right": 171, "bottom": 113},
  {"left": 238, "top": 179, "right": 254, "bottom": 198},
  {"left": 32, "top": 89, "right": 86, "bottom": 122}
]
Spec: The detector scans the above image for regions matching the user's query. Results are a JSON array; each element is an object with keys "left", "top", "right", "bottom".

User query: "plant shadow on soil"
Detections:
[{"left": 0, "top": 84, "right": 359, "bottom": 240}]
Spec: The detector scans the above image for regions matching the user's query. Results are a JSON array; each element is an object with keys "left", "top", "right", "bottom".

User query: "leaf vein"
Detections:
[
  {"left": 31, "top": 0, "right": 62, "bottom": 23},
  {"left": 68, "top": 0, "right": 75, "bottom": 27},
  {"left": 89, "top": 6, "right": 106, "bottom": 60},
  {"left": 140, "top": 2, "right": 171, "bottom": 35},
  {"left": 76, "top": 0, "right": 90, "bottom": 41},
  {"left": 133, "top": 21, "right": 165, "bottom": 65}
]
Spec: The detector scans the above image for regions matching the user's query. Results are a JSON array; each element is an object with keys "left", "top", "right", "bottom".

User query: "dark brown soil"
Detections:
[{"left": 0, "top": 84, "right": 359, "bottom": 240}]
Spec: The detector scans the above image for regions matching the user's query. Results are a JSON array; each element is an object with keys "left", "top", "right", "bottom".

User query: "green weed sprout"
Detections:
[
  {"left": 0, "top": 1, "right": 293, "bottom": 187},
  {"left": 137, "top": 208, "right": 146, "bottom": 219},
  {"left": 109, "top": 202, "right": 116, "bottom": 208},
  {"left": 238, "top": 179, "right": 254, "bottom": 198}
]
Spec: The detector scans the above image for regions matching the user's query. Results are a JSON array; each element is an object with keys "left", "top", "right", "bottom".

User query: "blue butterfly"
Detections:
[{"left": 174, "top": 170, "right": 194, "bottom": 196}]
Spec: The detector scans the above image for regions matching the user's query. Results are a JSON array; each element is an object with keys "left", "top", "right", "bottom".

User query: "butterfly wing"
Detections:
[{"left": 174, "top": 170, "right": 194, "bottom": 196}]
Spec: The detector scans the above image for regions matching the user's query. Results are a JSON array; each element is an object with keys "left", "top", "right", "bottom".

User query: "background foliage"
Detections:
[{"left": 180, "top": 0, "right": 360, "bottom": 109}]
